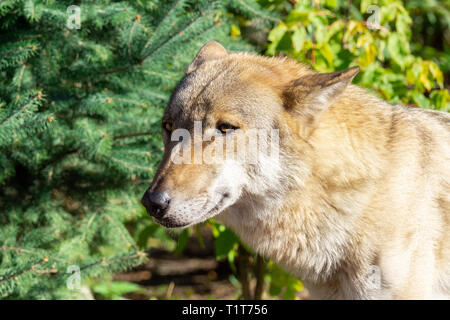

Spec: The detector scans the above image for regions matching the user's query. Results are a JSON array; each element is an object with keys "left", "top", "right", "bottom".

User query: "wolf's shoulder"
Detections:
[{"left": 401, "top": 105, "right": 450, "bottom": 127}]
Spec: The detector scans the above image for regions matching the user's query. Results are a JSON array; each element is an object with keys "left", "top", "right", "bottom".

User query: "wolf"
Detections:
[{"left": 141, "top": 41, "right": 450, "bottom": 299}]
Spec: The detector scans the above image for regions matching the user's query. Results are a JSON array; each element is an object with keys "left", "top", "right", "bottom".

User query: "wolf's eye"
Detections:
[
  {"left": 217, "top": 122, "right": 238, "bottom": 134},
  {"left": 163, "top": 122, "right": 173, "bottom": 132}
]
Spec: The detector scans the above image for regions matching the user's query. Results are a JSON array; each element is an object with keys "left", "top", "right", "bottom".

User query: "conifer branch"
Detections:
[
  {"left": 80, "top": 213, "right": 97, "bottom": 242},
  {"left": 113, "top": 132, "right": 152, "bottom": 140},
  {"left": 127, "top": 20, "right": 138, "bottom": 61},
  {"left": 105, "top": 155, "right": 152, "bottom": 171},
  {"left": 103, "top": 213, "right": 138, "bottom": 251},
  {"left": 0, "top": 259, "right": 45, "bottom": 284},
  {"left": 0, "top": 246, "right": 39, "bottom": 256},
  {"left": 140, "top": 0, "right": 219, "bottom": 62},
  {"left": 232, "top": 0, "right": 281, "bottom": 23},
  {"left": 103, "top": 0, "right": 219, "bottom": 76},
  {"left": 15, "top": 64, "right": 27, "bottom": 101},
  {"left": 136, "top": 69, "right": 182, "bottom": 81},
  {"left": 140, "top": 0, "right": 184, "bottom": 55},
  {"left": 102, "top": 65, "right": 132, "bottom": 75},
  {"left": 77, "top": 251, "right": 147, "bottom": 273}
]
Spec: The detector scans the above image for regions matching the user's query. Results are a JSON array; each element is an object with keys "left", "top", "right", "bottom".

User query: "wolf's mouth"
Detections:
[
  {"left": 187, "top": 192, "right": 230, "bottom": 226},
  {"left": 204, "top": 192, "right": 229, "bottom": 215},
  {"left": 154, "top": 192, "right": 230, "bottom": 229},
  {"left": 152, "top": 216, "right": 189, "bottom": 228}
]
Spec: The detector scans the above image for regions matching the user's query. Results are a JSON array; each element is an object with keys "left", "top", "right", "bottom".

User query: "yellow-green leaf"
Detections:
[
  {"left": 320, "top": 43, "right": 334, "bottom": 66},
  {"left": 292, "top": 27, "right": 307, "bottom": 52}
]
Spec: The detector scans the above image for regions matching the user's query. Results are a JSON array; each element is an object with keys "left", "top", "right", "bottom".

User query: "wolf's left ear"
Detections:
[
  {"left": 283, "top": 66, "right": 359, "bottom": 121},
  {"left": 187, "top": 41, "right": 228, "bottom": 74}
]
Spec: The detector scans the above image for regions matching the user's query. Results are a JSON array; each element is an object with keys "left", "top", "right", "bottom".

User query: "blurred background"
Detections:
[{"left": 0, "top": 0, "right": 448, "bottom": 300}]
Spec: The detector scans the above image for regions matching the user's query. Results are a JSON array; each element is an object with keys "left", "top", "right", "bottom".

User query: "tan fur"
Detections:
[{"left": 143, "top": 42, "right": 450, "bottom": 299}]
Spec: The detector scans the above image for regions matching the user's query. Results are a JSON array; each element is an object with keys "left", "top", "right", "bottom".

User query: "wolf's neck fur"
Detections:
[{"left": 216, "top": 87, "right": 390, "bottom": 296}]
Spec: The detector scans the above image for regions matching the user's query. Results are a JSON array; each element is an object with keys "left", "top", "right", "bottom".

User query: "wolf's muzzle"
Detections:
[{"left": 141, "top": 191, "right": 171, "bottom": 218}]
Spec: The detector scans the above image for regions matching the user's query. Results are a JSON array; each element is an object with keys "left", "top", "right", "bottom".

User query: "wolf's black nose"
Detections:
[{"left": 141, "top": 191, "right": 171, "bottom": 218}]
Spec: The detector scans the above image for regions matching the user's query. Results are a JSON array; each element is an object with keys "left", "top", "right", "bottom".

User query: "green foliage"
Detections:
[
  {"left": 134, "top": 209, "right": 178, "bottom": 252},
  {"left": 265, "top": 0, "right": 449, "bottom": 110},
  {"left": 406, "top": 0, "right": 450, "bottom": 76},
  {"left": 92, "top": 280, "right": 142, "bottom": 300},
  {"left": 211, "top": 223, "right": 239, "bottom": 260},
  {"left": 174, "top": 229, "right": 191, "bottom": 255},
  {"left": 266, "top": 262, "right": 303, "bottom": 300},
  {"left": 0, "top": 0, "right": 263, "bottom": 299}
]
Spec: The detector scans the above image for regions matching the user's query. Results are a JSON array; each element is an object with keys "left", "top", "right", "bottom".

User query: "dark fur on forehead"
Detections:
[
  {"left": 164, "top": 51, "right": 333, "bottom": 127},
  {"left": 165, "top": 59, "right": 240, "bottom": 120}
]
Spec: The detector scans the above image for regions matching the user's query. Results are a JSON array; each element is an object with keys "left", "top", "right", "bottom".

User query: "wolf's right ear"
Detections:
[
  {"left": 283, "top": 66, "right": 359, "bottom": 124},
  {"left": 186, "top": 41, "right": 227, "bottom": 74}
]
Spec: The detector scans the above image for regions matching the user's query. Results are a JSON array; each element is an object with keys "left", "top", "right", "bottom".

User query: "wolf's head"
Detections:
[{"left": 141, "top": 41, "right": 359, "bottom": 228}]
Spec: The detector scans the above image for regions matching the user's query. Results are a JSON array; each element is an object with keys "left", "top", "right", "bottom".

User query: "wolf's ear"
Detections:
[
  {"left": 187, "top": 41, "right": 227, "bottom": 74},
  {"left": 283, "top": 66, "right": 359, "bottom": 122}
]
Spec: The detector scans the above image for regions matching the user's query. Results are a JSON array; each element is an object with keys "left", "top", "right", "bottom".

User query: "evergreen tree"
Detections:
[{"left": 0, "top": 0, "right": 272, "bottom": 299}]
